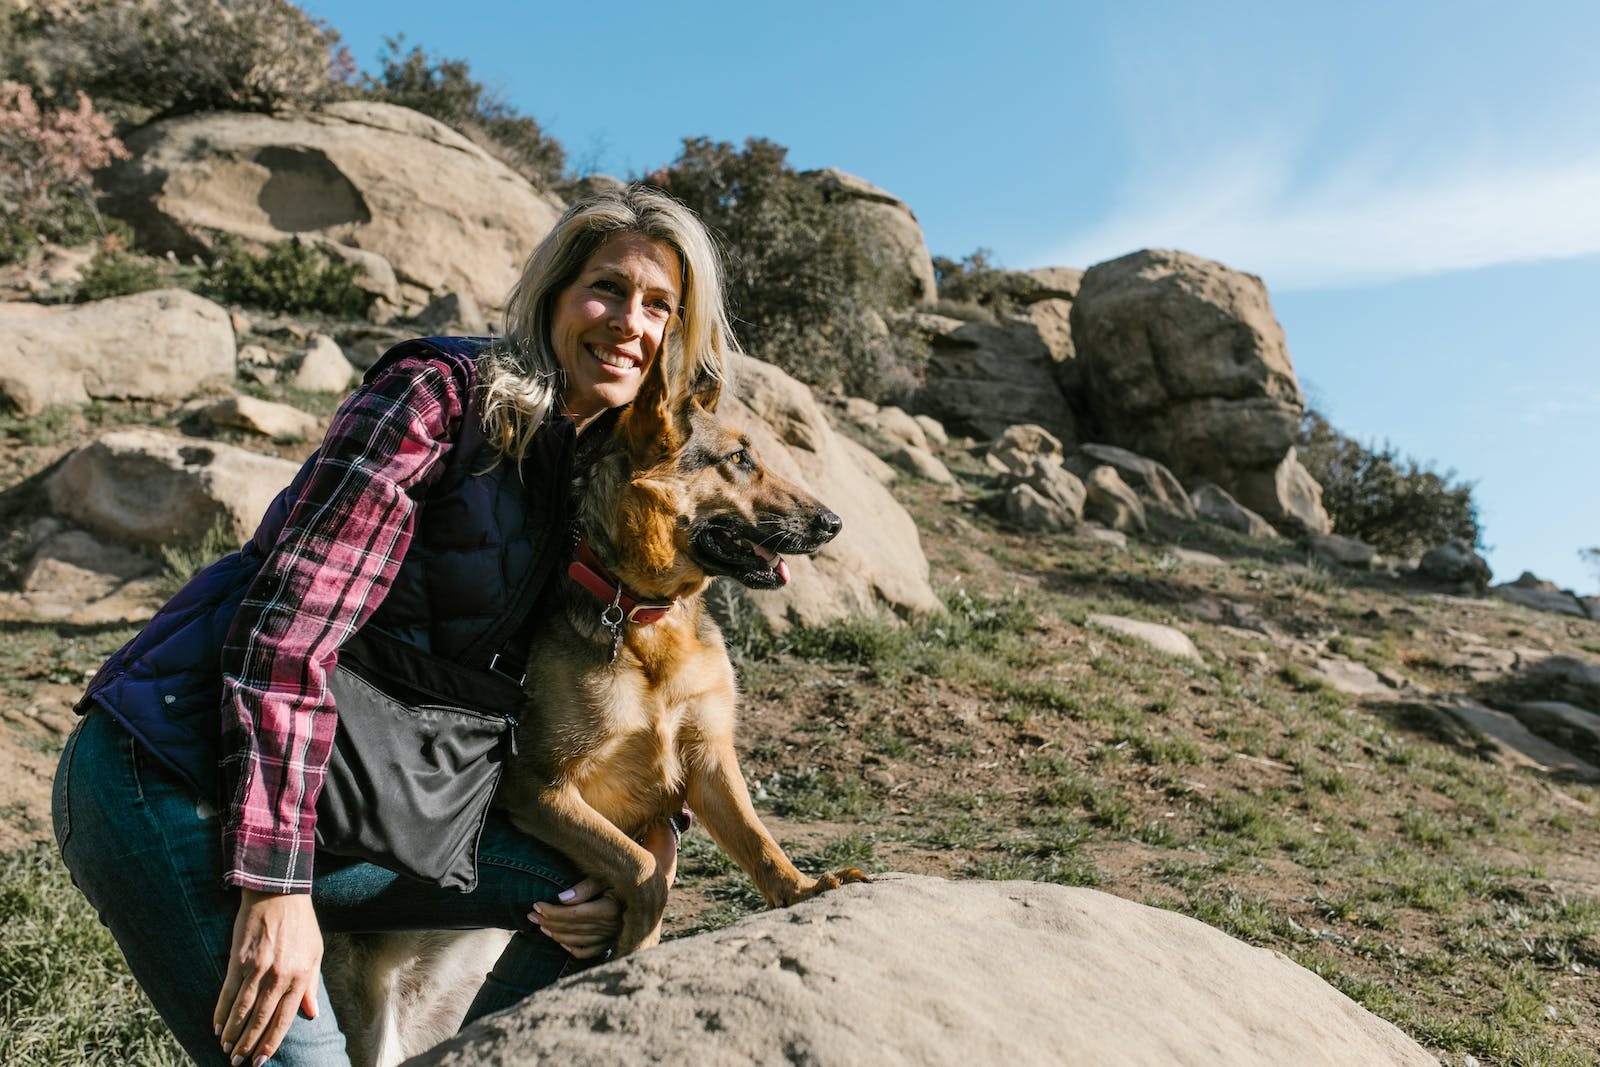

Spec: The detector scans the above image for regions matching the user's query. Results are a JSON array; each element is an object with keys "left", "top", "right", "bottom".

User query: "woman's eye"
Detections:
[
  {"left": 648, "top": 297, "right": 674, "bottom": 313},
  {"left": 593, "top": 279, "right": 621, "bottom": 294}
]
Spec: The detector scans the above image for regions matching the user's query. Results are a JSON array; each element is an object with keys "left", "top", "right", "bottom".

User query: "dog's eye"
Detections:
[{"left": 725, "top": 449, "right": 749, "bottom": 467}]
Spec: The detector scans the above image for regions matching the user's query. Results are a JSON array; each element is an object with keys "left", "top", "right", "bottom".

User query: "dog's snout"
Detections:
[{"left": 814, "top": 509, "right": 843, "bottom": 541}]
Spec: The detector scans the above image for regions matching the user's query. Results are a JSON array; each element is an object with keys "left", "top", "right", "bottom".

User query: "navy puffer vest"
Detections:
[{"left": 78, "top": 337, "right": 586, "bottom": 800}]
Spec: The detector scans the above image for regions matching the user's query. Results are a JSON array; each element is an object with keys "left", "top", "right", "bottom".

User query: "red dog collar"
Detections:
[{"left": 567, "top": 536, "right": 677, "bottom": 624}]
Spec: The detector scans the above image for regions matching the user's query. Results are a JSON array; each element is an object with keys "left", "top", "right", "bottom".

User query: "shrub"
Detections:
[
  {"left": 200, "top": 237, "right": 368, "bottom": 316},
  {"left": 1296, "top": 409, "right": 1481, "bottom": 558},
  {"left": 933, "top": 249, "right": 1042, "bottom": 319},
  {"left": 0, "top": 80, "right": 127, "bottom": 263},
  {"left": 73, "top": 250, "right": 162, "bottom": 302},
  {"left": 646, "top": 136, "right": 926, "bottom": 401},
  {"left": 362, "top": 36, "right": 564, "bottom": 192},
  {"left": 19, "top": 0, "right": 345, "bottom": 121}
]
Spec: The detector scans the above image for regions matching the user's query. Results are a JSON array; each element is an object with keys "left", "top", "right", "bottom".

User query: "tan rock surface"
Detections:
[
  {"left": 414, "top": 875, "right": 1434, "bottom": 1067},
  {"left": 101, "top": 101, "right": 565, "bottom": 312},
  {"left": 802, "top": 168, "right": 937, "bottom": 305},
  {"left": 0, "top": 290, "right": 235, "bottom": 415},
  {"left": 47, "top": 429, "right": 300, "bottom": 550}
]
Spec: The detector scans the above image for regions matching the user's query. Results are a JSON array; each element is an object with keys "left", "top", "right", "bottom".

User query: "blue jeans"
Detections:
[{"left": 52, "top": 709, "right": 587, "bottom": 1066}]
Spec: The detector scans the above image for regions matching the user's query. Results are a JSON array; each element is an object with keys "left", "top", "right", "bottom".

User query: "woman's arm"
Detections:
[{"left": 217, "top": 355, "right": 466, "bottom": 892}]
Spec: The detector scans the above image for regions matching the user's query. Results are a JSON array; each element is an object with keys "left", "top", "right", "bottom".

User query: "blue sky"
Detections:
[{"left": 304, "top": 0, "right": 1599, "bottom": 593}]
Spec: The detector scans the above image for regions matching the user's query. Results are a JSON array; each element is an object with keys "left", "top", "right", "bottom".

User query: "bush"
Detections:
[
  {"left": 362, "top": 36, "right": 564, "bottom": 192},
  {"left": 0, "top": 81, "right": 128, "bottom": 264},
  {"left": 200, "top": 237, "right": 368, "bottom": 316},
  {"left": 933, "top": 249, "right": 1042, "bottom": 319},
  {"left": 17, "top": 0, "right": 345, "bottom": 121},
  {"left": 646, "top": 136, "right": 926, "bottom": 401},
  {"left": 1296, "top": 409, "right": 1481, "bottom": 558},
  {"left": 73, "top": 249, "right": 162, "bottom": 302}
]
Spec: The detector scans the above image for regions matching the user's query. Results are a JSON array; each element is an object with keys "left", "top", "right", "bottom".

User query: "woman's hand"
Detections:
[
  {"left": 214, "top": 889, "right": 322, "bottom": 1066},
  {"left": 530, "top": 819, "right": 680, "bottom": 958}
]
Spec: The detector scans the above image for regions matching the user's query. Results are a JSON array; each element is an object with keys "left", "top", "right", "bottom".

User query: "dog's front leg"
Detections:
[
  {"left": 499, "top": 778, "right": 669, "bottom": 956},
  {"left": 687, "top": 745, "right": 868, "bottom": 907}
]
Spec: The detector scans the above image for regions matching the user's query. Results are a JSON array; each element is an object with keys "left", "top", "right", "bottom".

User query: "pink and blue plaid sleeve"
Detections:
[{"left": 218, "top": 356, "right": 466, "bottom": 893}]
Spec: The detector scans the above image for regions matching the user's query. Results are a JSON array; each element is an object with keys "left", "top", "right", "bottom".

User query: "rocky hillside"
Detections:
[{"left": 4, "top": 97, "right": 1600, "bottom": 1065}]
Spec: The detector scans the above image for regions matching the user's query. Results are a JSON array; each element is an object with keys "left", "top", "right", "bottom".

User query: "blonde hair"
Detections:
[{"left": 479, "top": 184, "right": 738, "bottom": 460}]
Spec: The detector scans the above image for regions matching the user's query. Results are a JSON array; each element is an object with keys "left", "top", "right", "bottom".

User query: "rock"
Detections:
[
  {"left": 1190, "top": 483, "right": 1279, "bottom": 539},
  {"left": 912, "top": 414, "right": 948, "bottom": 448},
  {"left": 47, "top": 428, "right": 300, "bottom": 550},
  {"left": 1003, "top": 461, "right": 1085, "bottom": 532},
  {"left": 414, "top": 290, "right": 490, "bottom": 336},
  {"left": 1438, "top": 698, "right": 1600, "bottom": 781},
  {"left": 1071, "top": 249, "right": 1329, "bottom": 533},
  {"left": 1081, "top": 466, "right": 1146, "bottom": 534},
  {"left": 100, "top": 101, "right": 565, "bottom": 312},
  {"left": 1021, "top": 266, "right": 1084, "bottom": 301},
  {"left": 1171, "top": 548, "right": 1226, "bottom": 568},
  {"left": 837, "top": 436, "right": 897, "bottom": 487},
  {"left": 801, "top": 168, "right": 936, "bottom": 306},
  {"left": 413, "top": 875, "right": 1432, "bottom": 1067},
  {"left": 1491, "top": 574, "right": 1587, "bottom": 618},
  {"left": 841, "top": 396, "right": 879, "bottom": 421},
  {"left": 336, "top": 325, "right": 414, "bottom": 370},
  {"left": 1066, "top": 443, "right": 1194, "bottom": 519},
  {"left": 309, "top": 238, "right": 401, "bottom": 307},
  {"left": 870, "top": 406, "right": 929, "bottom": 451},
  {"left": 1509, "top": 702, "right": 1600, "bottom": 767},
  {"left": 4, "top": 529, "right": 164, "bottom": 624},
  {"left": 911, "top": 316, "right": 1078, "bottom": 443},
  {"left": 1014, "top": 297, "right": 1079, "bottom": 396},
  {"left": 291, "top": 335, "right": 357, "bottom": 393},
  {"left": 1523, "top": 657, "right": 1600, "bottom": 711},
  {"left": 886, "top": 444, "right": 954, "bottom": 485},
  {"left": 1306, "top": 532, "right": 1378, "bottom": 570},
  {"left": 1417, "top": 540, "right": 1492, "bottom": 591},
  {"left": 1079, "top": 525, "right": 1128, "bottom": 549},
  {"left": 198, "top": 395, "right": 322, "bottom": 440},
  {"left": 720, "top": 354, "right": 940, "bottom": 628},
  {"left": 1087, "top": 614, "right": 1202, "bottom": 662},
  {"left": 1304, "top": 657, "right": 1396, "bottom": 699},
  {"left": 985, "top": 424, "right": 1066, "bottom": 479},
  {"left": 0, "top": 290, "right": 235, "bottom": 415}
]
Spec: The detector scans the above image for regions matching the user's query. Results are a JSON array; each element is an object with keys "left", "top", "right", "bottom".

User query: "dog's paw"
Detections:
[{"left": 815, "top": 867, "right": 870, "bottom": 891}]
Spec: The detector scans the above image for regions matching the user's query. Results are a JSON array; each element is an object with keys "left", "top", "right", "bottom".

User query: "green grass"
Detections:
[{"left": 0, "top": 845, "right": 185, "bottom": 1066}]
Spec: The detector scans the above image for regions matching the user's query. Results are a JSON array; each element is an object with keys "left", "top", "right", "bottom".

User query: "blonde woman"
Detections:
[{"left": 54, "top": 185, "right": 738, "bottom": 1067}]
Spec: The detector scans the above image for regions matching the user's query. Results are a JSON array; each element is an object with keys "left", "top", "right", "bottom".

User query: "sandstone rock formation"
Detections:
[
  {"left": 1070, "top": 249, "right": 1330, "bottom": 533},
  {"left": 0, "top": 289, "right": 235, "bottom": 415},
  {"left": 48, "top": 429, "right": 300, "bottom": 550},
  {"left": 909, "top": 314, "right": 1078, "bottom": 444},
  {"left": 1082, "top": 466, "right": 1147, "bottom": 533},
  {"left": 196, "top": 395, "right": 322, "bottom": 440},
  {"left": 1190, "top": 483, "right": 1279, "bottom": 539},
  {"left": 802, "top": 168, "right": 937, "bottom": 306},
  {"left": 1492, "top": 573, "right": 1589, "bottom": 618},
  {"left": 1002, "top": 461, "right": 1086, "bottom": 532},
  {"left": 985, "top": 423, "right": 1066, "bottom": 478},
  {"left": 1066, "top": 443, "right": 1195, "bottom": 520},
  {"left": 1418, "top": 539, "right": 1492, "bottom": 591},
  {"left": 721, "top": 355, "right": 940, "bottom": 628},
  {"left": 291, "top": 334, "right": 357, "bottom": 393},
  {"left": 101, "top": 101, "right": 565, "bottom": 312},
  {"left": 1089, "top": 614, "right": 1202, "bottom": 662},
  {"left": 1307, "top": 532, "right": 1379, "bottom": 570},
  {"left": 412, "top": 876, "right": 1433, "bottom": 1067}
]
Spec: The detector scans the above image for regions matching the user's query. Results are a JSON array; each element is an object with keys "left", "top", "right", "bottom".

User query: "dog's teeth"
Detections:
[{"left": 751, "top": 543, "right": 777, "bottom": 563}]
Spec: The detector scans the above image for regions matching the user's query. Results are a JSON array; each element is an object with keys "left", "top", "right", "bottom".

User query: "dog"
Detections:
[{"left": 324, "top": 349, "right": 868, "bottom": 1065}]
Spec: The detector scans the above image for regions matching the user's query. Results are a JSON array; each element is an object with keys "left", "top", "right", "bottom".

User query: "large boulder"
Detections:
[
  {"left": 1070, "top": 249, "right": 1330, "bottom": 533},
  {"left": 721, "top": 354, "right": 940, "bottom": 628},
  {"left": 802, "top": 168, "right": 936, "bottom": 306},
  {"left": 48, "top": 429, "right": 300, "bottom": 550},
  {"left": 1066, "top": 443, "right": 1195, "bottom": 520},
  {"left": 910, "top": 315, "right": 1078, "bottom": 444},
  {"left": 413, "top": 875, "right": 1433, "bottom": 1067},
  {"left": 1191, "top": 483, "right": 1279, "bottom": 539},
  {"left": 0, "top": 290, "right": 235, "bottom": 415},
  {"left": 101, "top": 101, "right": 565, "bottom": 313}
]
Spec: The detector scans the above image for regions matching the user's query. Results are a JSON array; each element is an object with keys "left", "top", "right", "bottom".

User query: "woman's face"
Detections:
[{"left": 550, "top": 232, "right": 683, "bottom": 430}]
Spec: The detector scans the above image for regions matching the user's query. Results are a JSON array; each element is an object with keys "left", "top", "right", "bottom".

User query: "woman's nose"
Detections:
[{"left": 609, "top": 294, "right": 645, "bottom": 336}]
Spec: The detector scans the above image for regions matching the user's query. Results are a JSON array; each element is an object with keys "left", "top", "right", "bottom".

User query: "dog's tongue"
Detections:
[{"left": 752, "top": 542, "right": 791, "bottom": 585}]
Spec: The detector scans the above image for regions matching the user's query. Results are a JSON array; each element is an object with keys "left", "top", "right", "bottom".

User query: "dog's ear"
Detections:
[
  {"left": 689, "top": 363, "right": 722, "bottom": 414},
  {"left": 623, "top": 321, "right": 685, "bottom": 460}
]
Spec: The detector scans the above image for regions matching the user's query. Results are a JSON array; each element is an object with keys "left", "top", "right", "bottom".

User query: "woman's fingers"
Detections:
[
  {"left": 555, "top": 876, "right": 604, "bottom": 904},
  {"left": 216, "top": 890, "right": 323, "bottom": 1064},
  {"left": 531, "top": 891, "right": 622, "bottom": 953}
]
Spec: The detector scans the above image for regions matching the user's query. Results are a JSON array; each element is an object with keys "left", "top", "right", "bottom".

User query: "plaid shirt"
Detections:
[{"left": 218, "top": 353, "right": 466, "bottom": 892}]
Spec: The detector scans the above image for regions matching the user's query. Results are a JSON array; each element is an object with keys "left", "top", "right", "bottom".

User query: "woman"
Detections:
[{"left": 52, "top": 185, "right": 739, "bottom": 1066}]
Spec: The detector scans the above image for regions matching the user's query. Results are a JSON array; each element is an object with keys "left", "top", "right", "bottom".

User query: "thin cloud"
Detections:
[{"left": 1043, "top": 150, "right": 1600, "bottom": 291}]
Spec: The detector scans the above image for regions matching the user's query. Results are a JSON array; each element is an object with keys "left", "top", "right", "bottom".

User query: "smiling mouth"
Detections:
[{"left": 587, "top": 344, "right": 640, "bottom": 371}]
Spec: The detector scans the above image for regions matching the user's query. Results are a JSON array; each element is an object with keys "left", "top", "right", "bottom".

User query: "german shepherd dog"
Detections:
[{"left": 324, "top": 349, "right": 868, "bottom": 1065}]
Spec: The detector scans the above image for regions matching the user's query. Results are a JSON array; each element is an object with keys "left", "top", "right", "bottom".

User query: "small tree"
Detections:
[
  {"left": 362, "top": 37, "right": 565, "bottom": 192},
  {"left": 1580, "top": 547, "right": 1600, "bottom": 590},
  {"left": 0, "top": 81, "right": 128, "bottom": 262},
  {"left": 933, "top": 249, "right": 1041, "bottom": 320},
  {"left": 1296, "top": 409, "right": 1481, "bottom": 558},
  {"left": 646, "top": 136, "right": 924, "bottom": 400}
]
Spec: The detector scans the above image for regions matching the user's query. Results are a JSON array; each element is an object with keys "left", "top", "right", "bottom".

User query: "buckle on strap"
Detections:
[{"left": 487, "top": 652, "right": 527, "bottom": 687}]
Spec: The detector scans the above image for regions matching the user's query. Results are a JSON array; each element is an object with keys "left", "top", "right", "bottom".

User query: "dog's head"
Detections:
[{"left": 585, "top": 335, "right": 842, "bottom": 600}]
